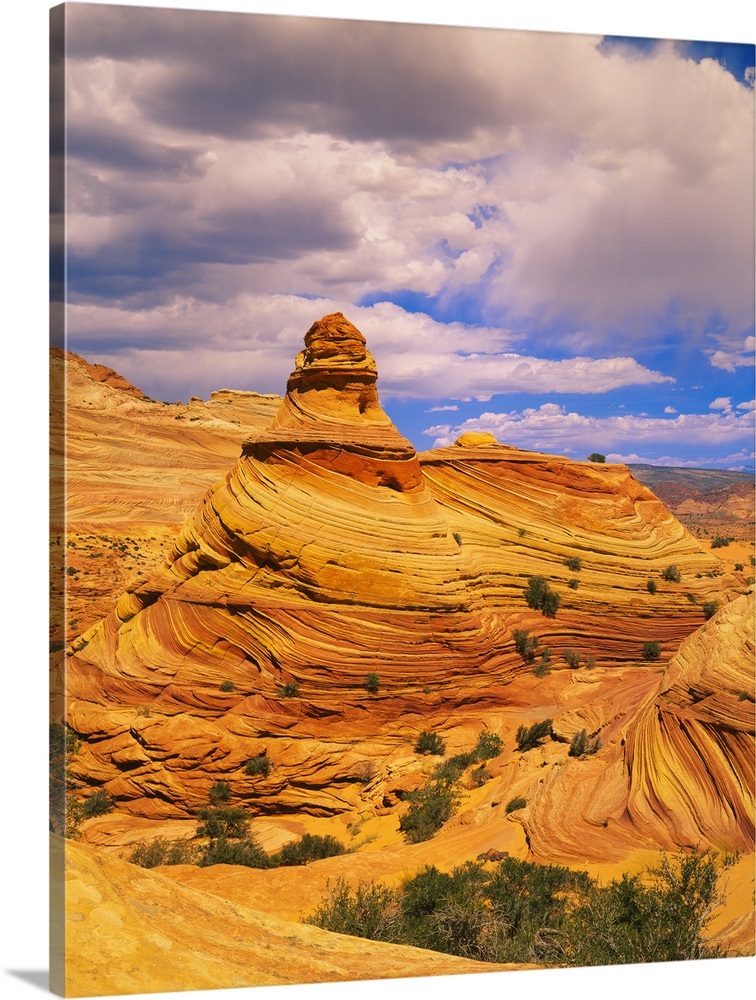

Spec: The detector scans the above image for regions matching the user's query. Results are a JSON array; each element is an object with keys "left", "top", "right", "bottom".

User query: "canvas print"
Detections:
[{"left": 50, "top": 3, "right": 755, "bottom": 996}]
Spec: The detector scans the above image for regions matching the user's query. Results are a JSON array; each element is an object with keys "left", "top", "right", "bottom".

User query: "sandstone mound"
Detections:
[
  {"left": 63, "top": 314, "right": 738, "bottom": 841},
  {"left": 56, "top": 836, "right": 514, "bottom": 996}
]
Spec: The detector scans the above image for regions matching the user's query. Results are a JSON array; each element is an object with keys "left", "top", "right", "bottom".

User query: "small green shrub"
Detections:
[
  {"left": 272, "top": 833, "right": 347, "bottom": 866},
  {"left": 129, "top": 837, "right": 199, "bottom": 868},
  {"left": 196, "top": 806, "right": 249, "bottom": 840},
  {"left": 584, "top": 654, "right": 596, "bottom": 669},
  {"left": 588, "top": 453, "right": 606, "bottom": 463},
  {"left": 564, "top": 557, "right": 582, "bottom": 572},
  {"left": 474, "top": 730, "right": 503, "bottom": 760},
  {"left": 452, "top": 531, "right": 462, "bottom": 546},
  {"left": 532, "top": 661, "right": 551, "bottom": 677},
  {"left": 734, "top": 563, "right": 744, "bottom": 571},
  {"left": 711, "top": 536, "right": 732, "bottom": 549},
  {"left": 524, "top": 577, "right": 560, "bottom": 618},
  {"left": 647, "top": 580, "right": 657, "bottom": 595},
  {"left": 702, "top": 601, "right": 717, "bottom": 620},
  {"left": 209, "top": 781, "right": 231, "bottom": 805},
  {"left": 738, "top": 690, "right": 749, "bottom": 701},
  {"left": 642, "top": 641, "right": 661, "bottom": 661},
  {"left": 415, "top": 730, "right": 446, "bottom": 756},
  {"left": 219, "top": 680, "right": 235, "bottom": 692},
  {"left": 568, "top": 578, "right": 580, "bottom": 590},
  {"left": 199, "top": 835, "right": 270, "bottom": 868},
  {"left": 517, "top": 527, "right": 526, "bottom": 538},
  {"left": 277, "top": 682, "right": 299, "bottom": 698},
  {"left": 661, "top": 565, "right": 681, "bottom": 583},
  {"left": 563, "top": 648, "right": 581, "bottom": 669},
  {"left": 364, "top": 672, "right": 381, "bottom": 694},
  {"left": 568, "top": 729, "right": 601, "bottom": 758},
  {"left": 470, "top": 766, "right": 491, "bottom": 788},
  {"left": 81, "top": 789, "right": 114, "bottom": 818},
  {"left": 399, "top": 779, "right": 459, "bottom": 843},
  {"left": 516, "top": 720, "right": 553, "bottom": 752},
  {"left": 244, "top": 755, "right": 271, "bottom": 778},
  {"left": 513, "top": 628, "right": 539, "bottom": 663},
  {"left": 505, "top": 796, "right": 527, "bottom": 813}
]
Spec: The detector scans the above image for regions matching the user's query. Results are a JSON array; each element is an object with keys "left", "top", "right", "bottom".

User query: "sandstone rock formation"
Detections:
[{"left": 62, "top": 314, "right": 749, "bottom": 865}]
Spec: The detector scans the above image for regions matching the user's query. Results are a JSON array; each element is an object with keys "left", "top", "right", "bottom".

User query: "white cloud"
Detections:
[
  {"left": 664, "top": 406, "right": 677, "bottom": 414},
  {"left": 426, "top": 404, "right": 459, "bottom": 412},
  {"left": 707, "top": 335, "right": 756, "bottom": 373},
  {"left": 737, "top": 399, "right": 756, "bottom": 411},
  {"left": 709, "top": 396, "right": 733, "bottom": 413},
  {"left": 424, "top": 402, "right": 755, "bottom": 456}
]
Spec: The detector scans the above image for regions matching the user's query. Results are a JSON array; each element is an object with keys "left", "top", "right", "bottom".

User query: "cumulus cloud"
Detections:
[
  {"left": 707, "top": 335, "right": 756, "bottom": 373},
  {"left": 664, "top": 406, "right": 678, "bottom": 413},
  {"left": 424, "top": 402, "right": 755, "bottom": 458},
  {"left": 709, "top": 396, "right": 733, "bottom": 413}
]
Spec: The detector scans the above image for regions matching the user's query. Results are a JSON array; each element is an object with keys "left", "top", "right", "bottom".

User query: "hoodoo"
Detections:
[{"left": 65, "top": 314, "right": 744, "bottom": 843}]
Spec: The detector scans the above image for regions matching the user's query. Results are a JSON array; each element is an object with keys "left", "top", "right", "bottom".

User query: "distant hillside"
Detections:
[{"left": 628, "top": 464, "right": 754, "bottom": 494}]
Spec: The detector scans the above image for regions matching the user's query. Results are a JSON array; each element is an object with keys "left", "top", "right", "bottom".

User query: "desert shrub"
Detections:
[
  {"left": 642, "top": 641, "right": 661, "bottom": 661},
  {"left": 129, "top": 837, "right": 199, "bottom": 868},
  {"left": 196, "top": 806, "right": 249, "bottom": 840},
  {"left": 415, "top": 730, "right": 446, "bottom": 756},
  {"left": 272, "top": 833, "right": 347, "bottom": 866},
  {"left": 563, "top": 648, "right": 581, "bottom": 669},
  {"left": 738, "top": 690, "right": 749, "bottom": 701},
  {"left": 513, "top": 628, "right": 539, "bottom": 663},
  {"left": 532, "top": 661, "right": 551, "bottom": 677},
  {"left": 198, "top": 835, "right": 270, "bottom": 868},
  {"left": 432, "top": 753, "right": 476, "bottom": 783},
  {"left": 515, "top": 720, "right": 553, "bottom": 752},
  {"left": 452, "top": 531, "right": 462, "bottom": 546},
  {"left": 711, "top": 536, "right": 733, "bottom": 549},
  {"left": 277, "top": 682, "right": 299, "bottom": 698},
  {"left": 399, "top": 778, "right": 460, "bottom": 844},
  {"left": 647, "top": 579, "right": 657, "bottom": 594},
  {"left": 470, "top": 766, "right": 491, "bottom": 788},
  {"left": 209, "top": 781, "right": 231, "bottom": 805},
  {"left": 219, "top": 680, "right": 235, "bottom": 692},
  {"left": 474, "top": 730, "right": 503, "bottom": 760},
  {"left": 517, "top": 527, "right": 526, "bottom": 538},
  {"left": 564, "top": 556, "right": 582, "bottom": 572},
  {"left": 661, "top": 565, "right": 681, "bottom": 583},
  {"left": 735, "top": 563, "right": 744, "bottom": 571},
  {"left": 505, "top": 796, "right": 527, "bottom": 813},
  {"left": 244, "top": 755, "right": 271, "bottom": 778},
  {"left": 584, "top": 654, "right": 597, "bottom": 669},
  {"left": 364, "top": 672, "right": 381, "bottom": 694},
  {"left": 568, "top": 578, "right": 580, "bottom": 590},
  {"left": 524, "top": 576, "right": 560, "bottom": 618},
  {"left": 568, "top": 729, "right": 601, "bottom": 758},
  {"left": 702, "top": 600, "right": 718, "bottom": 620},
  {"left": 588, "top": 453, "right": 606, "bottom": 463},
  {"left": 81, "top": 789, "right": 114, "bottom": 818},
  {"left": 305, "top": 877, "right": 401, "bottom": 941}
]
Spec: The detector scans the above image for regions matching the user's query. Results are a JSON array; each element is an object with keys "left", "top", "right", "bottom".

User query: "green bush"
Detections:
[
  {"left": 272, "top": 833, "right": 347, "bottom": 867},
  {"left": 505, "top": 796, "right": 527, "bottom": 813},
  {"left": 588, "top": 453, "right": 606, "bottom": 463},
  {"left": 474, "top": 730, "right": 503, "bottom": 760},
  {"left": 364, "top": 672, "right": 381, "bottom": 694},
  {"left": 515, "top": 720, "right": 553, "bottom": 752},
  {"left": 532, "top": 661, "right": 551, "bottom": 678},
  {"left": 642, "top": 641, "right": 661, "bottom": 661},
  {"left": 513, "top": 628, "right": 538, "bottom": 663},
  {"left": 399, "top": 778, "right": 460, "bottom": 844},
  {"left": 735, "top": 563, "right": 744, "bottom": 571},
  {"left": 564, "top": 556, "right": 582, "bottom": 572},
  {"left": 702, "top": 600, "right": 717, "bottom": 620},
  {"left": 196, "top": 806, "right": 249, "bottom": 840},
  {"left": 219, "top": 680, "right": 235, "bottom": 692},
  {"left": 415, "top": 730, "right": 446, "bottom": 756},
  {"left": 568, "top": 729, "right": 601, "bottom": 758},
  {"left": 524, "top": 576, "right": 560, "bottom": 618},
  {"left": 277, "top": 682, "right": 299, "bottom": 698},
  {"left": 244, "top": 755, "right": 271, "bottom": 778},
  {"left": 129, "top": 837, "right": 199, "bottom": 868},
  {"left": 306, "top": 877, "right": 400, "bottom": 941},
  {"left": 452, "top": 531, "right": 462, "bottom": 546},
  {"left": 199, "top": 835, "right": 270, "bottom": 869},
  {"left": 81, "top": 789, "right": 114, "bottom": 818},
  {"left": 711, "top": 536, "right": 732, "bottom": 549},
  {"left": 568, "top": 578, "right": 580, "bottom": 590},
  {"left": 209, "top": 781, "right": 231, "bottom": 805},
  {"left": 563, "top": 648, "right": 581, "bottom": 669},
  {"left": 647, "top": 579, "right": 657, "bottom": 594},
  {"left": 661, "top": 565, "right": 681, "bottom": 583}
]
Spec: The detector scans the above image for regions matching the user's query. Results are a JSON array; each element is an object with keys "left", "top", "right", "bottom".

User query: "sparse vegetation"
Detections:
[
  {"left": 81, "top": 789, "right": 114, "bottom": 818},
  {"left": 642, "top": 641, "right": 661, "bottom": 661},
  {"left": 209, "top": 781, "right": 231, "bottom": 805},
  {"left": 306, "top": 852, "right": 733, "bottom": 967},
  {"left": 702, "top": 600, "right": 718, "bottom": 620},
  {"left": 661, "top": 565, "right": 681, "bottom": 583},
  {"left": 219, "top": 680, "right": 235, "bottom": 692},
  {"left": 473, "top": 730, "right": 503, "bottom": 760},
  {"left": 647, "top": 579, "right": 657, "bottom": 594},
  {"left": 244, "top": 755, "right": 271, "bottom": 778},
  {"left": 277, "top": 682, "right": 299, "bottom": 698},
  {"left": 516, "top": 719, "right": 553, "bottom": 752},
  {"left": 399, "top": 777, "right": 460, "bottom": 844},
  {"left": 452, "top": 531, "right": 462, "bottom": 546},
  {"left": 738, "top": 690, "right": 749, "bottom": 701},
  {"left": 711, "top": 536, "right": 733, "bottom": 549},
  {"left": 588, "top": 453, "right": 606, "bottom": 463},
  {"left": 568, "top": 729, "right": 601, "bottom": 758},
  {"left": 272, "top": 833, "right": 346, "bottom": 866},
  {"left": 735, "top": 563, "right": 744, "bottom": 571},
  {"left": 563, "top": 648, "right": 581, "bottom": 669},
  {"left": 564, "top": 556, "right": 582, "bottom": 572},
  {"left": 505, "top": 796, "right": 527, "bottom": 813},
  {"left": 196, "top": 806, "right": 249, "bottom": 840},
  {"left": 415, "top": 730, "right": 446, "bottom": 756},
  {"left": 524, "top": 576, "right": 560, "bottom": 618},
  {"left": 568, "top": 578, "right": 580, "bottom": 590},
  {"left": 364, "top": 672, "right": 381, "bottom": 694},
  {"left": 513, "top": 628, "right": 538, "bottom": 663},
  {"left": 128, "top": 838, "right": 199, "bottom": 868},
  {"left": 517, "top": 527, "right": 526, "bottom": 538}
]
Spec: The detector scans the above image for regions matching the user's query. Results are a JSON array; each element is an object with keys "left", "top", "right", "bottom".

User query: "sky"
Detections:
[{"left": 54, "top": 2, "right": 756, "bottom": 470}]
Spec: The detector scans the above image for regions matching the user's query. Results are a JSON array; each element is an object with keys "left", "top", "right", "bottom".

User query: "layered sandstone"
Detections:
[{"left": 62, "top": 314, "right": 748, "bottom": 863}]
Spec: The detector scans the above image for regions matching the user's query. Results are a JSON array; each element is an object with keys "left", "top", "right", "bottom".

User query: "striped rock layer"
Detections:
[{"left": 65, "top": 314, "right": 750, "bottom": 852}]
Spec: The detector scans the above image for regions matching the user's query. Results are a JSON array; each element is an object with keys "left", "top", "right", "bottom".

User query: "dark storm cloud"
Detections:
[
  {"left": 67, "top": 122, "right": 207, "bottom": 175},
  {"left": 65, "top": 4, "right": 509, "bottom": 146}
]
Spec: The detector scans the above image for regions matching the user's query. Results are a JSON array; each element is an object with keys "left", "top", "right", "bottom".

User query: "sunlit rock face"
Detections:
[
  {"left": 65, "top": 314, "right": 740, "bottom": 833},
  {"left": 625, "top": 589, "right": 755, "bottom": 853}
]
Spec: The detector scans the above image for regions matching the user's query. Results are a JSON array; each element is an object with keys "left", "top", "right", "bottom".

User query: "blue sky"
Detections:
[{"left": 57, "top": 4, "right": 755, "bottom": 470}]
